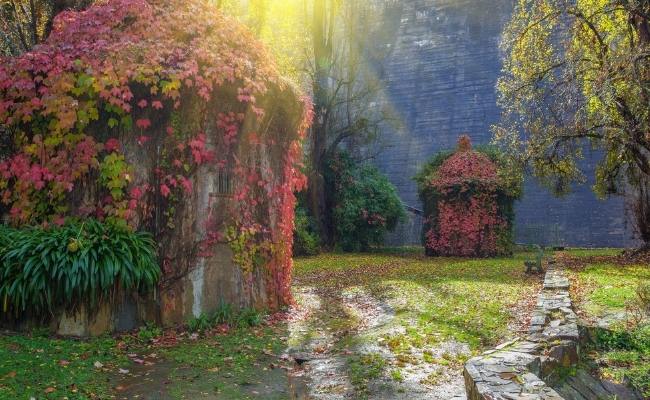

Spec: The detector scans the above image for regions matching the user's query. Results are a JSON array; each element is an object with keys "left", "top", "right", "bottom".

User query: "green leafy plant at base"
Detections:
[
  {"left": 137, "top": 322, "right": 163, "bottom": 343},
  {"left": 187, "top": 302, "right": 264, "bottom": 333},
  {"left": 0, "top": 219, "right": 160, "bottom": 316}
]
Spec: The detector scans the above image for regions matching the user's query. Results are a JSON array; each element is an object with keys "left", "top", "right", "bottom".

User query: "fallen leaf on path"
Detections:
[{"left": 499, "top": 372, "right": 517, "bottom": 380}]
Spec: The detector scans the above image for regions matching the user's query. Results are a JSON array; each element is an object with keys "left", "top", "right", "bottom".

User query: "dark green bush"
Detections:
[
  {"left": 293, "top": 204, "right": 321, "bottom": 256},
  {"left": 325, "top": 152, "right": 405, "bottom": 252},
  {"left": 0, "top": 219, "right": 160, "bottom": 315}
]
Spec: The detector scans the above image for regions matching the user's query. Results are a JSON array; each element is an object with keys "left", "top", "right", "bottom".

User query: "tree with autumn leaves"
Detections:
[{"left": 495, "top": 0, "right": 650, "bottom": 246}]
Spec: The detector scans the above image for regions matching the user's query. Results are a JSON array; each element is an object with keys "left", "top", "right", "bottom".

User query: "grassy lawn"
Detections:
[
  {"left": 293, "top": 249, "right": 539, "bottom": 349},
  {"left": 0, "top": 333, "right": 124, "bottom": 399},
  {"left": 291, "top": 249, "right": 541, "bottom": 395},
  {"left": 563, "top": 250, "right": 650, "bottom": 397},
  {"left": 0, "top": 248, "right": 580, "bottom": 399}
]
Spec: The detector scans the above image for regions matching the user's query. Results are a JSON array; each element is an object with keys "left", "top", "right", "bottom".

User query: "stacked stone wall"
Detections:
[{"left": 463, "top": 266, "right": 578, "bottom": 399}]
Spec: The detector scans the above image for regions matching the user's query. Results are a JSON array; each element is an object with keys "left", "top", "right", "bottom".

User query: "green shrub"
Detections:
[
  {"left": 293, "top": 205, "right": 321, "bottom": 256},
  {"left": 0, "top": 219, "right": 160, "bottom": 315},
  {"left": 325, "top": 152, "right": 405, "bottom": 252}
]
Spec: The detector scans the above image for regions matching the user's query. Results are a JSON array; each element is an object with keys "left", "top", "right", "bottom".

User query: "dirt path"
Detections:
[
  {"left": 287, "top": 284, "right": 468, "bottom": 400},
  {"left": 110, "top": 281, "right": 470, "bottom": 399}
]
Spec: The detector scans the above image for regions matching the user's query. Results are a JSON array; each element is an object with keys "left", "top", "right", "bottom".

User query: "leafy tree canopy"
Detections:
[{"left": 495, "top": 0, "right": 650, "bottom": 198}]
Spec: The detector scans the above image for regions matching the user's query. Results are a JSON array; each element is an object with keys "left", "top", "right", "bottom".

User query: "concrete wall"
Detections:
[{"left": 368, "top": 0, "right": 635, "bottom": 247}]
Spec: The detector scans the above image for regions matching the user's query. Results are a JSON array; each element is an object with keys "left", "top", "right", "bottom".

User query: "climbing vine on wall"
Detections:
[
  {"left": 0, "top": 0, "right": 312, "bottom": 307},
  {"left": 415, "top": 136, "right": 522, "bottom": 257}
]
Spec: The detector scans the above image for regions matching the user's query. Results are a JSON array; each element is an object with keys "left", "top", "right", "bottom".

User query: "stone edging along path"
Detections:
[{"left": 463, "top": 266, "right": 578, "bottom": 400}]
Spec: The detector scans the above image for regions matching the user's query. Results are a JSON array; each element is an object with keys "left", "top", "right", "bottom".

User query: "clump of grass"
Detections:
[
  {"left": 137, "top": 322, "right": 163, "bottom": 342},
  {"left": 390, "top": 368, "right": 404, "bottom": 382},
  {"left": 348, "top": 353, "right": 386, "bottom": 394},
  {"left": 187, "top": 302, "right": 264, "bottom": 333},
  {"left": 592, "top": 325, "right": 650, "bottom": 397}
]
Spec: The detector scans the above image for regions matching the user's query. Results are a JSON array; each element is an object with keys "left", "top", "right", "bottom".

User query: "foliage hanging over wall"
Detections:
[
  {"left": 415, "top": 136, "right": 522, "bottom": 257},
  {"left": 0, "top": 0, "right": 312, "bottom": 308},
  {"left": 325, "top": 152, "right": 404, "bottom": 252},
  {"left": 0, "top": 219, "right": 159, "bottom": 315}
]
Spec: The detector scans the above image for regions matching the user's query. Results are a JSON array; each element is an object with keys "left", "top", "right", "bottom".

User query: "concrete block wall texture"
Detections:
[{"left": 366, "top": 0, "right": 636, "bottom": 247}]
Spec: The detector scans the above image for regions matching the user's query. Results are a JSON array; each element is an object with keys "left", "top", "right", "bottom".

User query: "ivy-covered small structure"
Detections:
[
  {"left": 415, "top": 136, "right": 522, "bottom": 257},
  {"left": 0, "top": 0, "right": 311, "bottom": 335}
]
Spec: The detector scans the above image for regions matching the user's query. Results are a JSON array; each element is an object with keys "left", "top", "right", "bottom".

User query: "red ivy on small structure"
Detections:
[
  {"left": 424, "top": 136, "right": 507, "bottom": 257},
  {"left": 0, "top": 0, "right": 312, "bottom": 307}
]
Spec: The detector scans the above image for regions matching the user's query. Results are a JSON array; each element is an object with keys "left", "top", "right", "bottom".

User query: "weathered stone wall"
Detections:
[
  {"left": 367, "top": 0, "right": 635, "bottom": 247},
  {"left": 463, "top": 266, "right": 578, "bottom": 399},
  {"left": 1, "top": 82, "right": 303, "bottom": 337}
]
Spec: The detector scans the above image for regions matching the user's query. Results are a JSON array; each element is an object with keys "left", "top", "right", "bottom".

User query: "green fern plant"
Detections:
[{"left": 0, "top": 219, "right": 160, "bottom": 315}]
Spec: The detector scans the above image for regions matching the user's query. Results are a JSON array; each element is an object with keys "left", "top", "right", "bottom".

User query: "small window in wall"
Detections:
[{"left": 215, "top": 168, "right": 233, "bottom": 196}]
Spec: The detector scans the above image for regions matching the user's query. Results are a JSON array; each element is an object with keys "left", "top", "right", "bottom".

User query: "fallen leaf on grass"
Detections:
[
  {"left": 93, "top": 361, "right": 103, "bottom": 368},
  {"left": 58, "top": 360, "right": 70, "bottom": 366},
  {"left": 5, "top": 371, "right": 16, "bottom": 378},
  {"left": 44, "top": 387, "right": 56, "bottom": 394}
]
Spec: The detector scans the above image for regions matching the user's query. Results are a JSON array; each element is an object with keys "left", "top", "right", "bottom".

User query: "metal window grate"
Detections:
[{"left": 216, "top": 168, "right": 233, "bottom": 196}]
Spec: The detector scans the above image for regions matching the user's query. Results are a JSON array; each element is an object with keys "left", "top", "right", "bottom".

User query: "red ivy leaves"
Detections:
[
  {"left": 136, "top": 119, "right": 151, "bottom": 130},
  {"left": 425, "top": 137, "right": 507, "bottom": 257},
  {"left": 0, "top": 0, "right": 313, "bottom": 308}
]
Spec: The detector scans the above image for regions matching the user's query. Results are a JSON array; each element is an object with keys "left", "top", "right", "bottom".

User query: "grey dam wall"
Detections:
[{"left": 364, "top": 0, "right": 635, "bottom": 248}]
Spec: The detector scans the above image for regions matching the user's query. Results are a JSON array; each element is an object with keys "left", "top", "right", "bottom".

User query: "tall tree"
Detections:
[
  {"left": 308, "top": 0, "right": 393, "bottom": 246},
  {"left": 495, "top": 0, "right": 650, "bottom": 244},
  {"left": 1, "top": 0, "right": 92, "bottom": 56},
  {"left": 220, "top": 0, "right": 395, "bottom": 247}
]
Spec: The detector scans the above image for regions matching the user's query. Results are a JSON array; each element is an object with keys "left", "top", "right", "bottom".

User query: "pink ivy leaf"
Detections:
[
  {"left": 160, "top": 184, "right": 171, "bottom": 198},
  {"left": 136, "top": 118, "right": 151, "bottom": 130}
]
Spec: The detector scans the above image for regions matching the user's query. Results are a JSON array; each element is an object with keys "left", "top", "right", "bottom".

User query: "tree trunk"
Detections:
[{"left": 308, "top": 0, "right": 334, "bottom": 246}]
